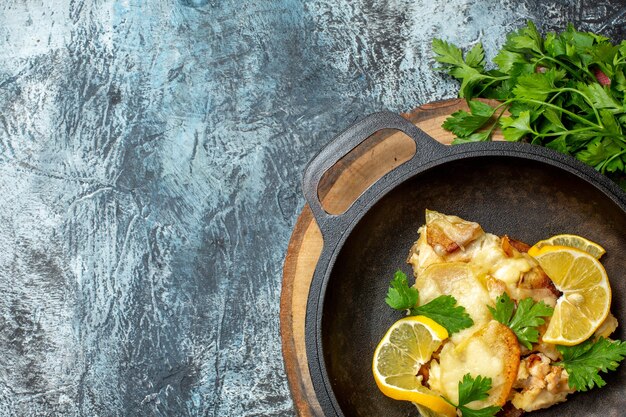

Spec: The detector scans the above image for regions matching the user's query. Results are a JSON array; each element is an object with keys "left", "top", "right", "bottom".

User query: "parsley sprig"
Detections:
[
  {"left": 385, "top": 270, "right": 473, "bottom": 335},
  {"left": 556, "top": 337, "right": 626, "bottom": 391},
  {"left": 443, "top": 374, "right": 501, "bottom": 417},
  {"left": 488, "top": 293, "right": 553, "bottom": 349},
  {"left": 433, "top": 21, "right": 626, "bottom": 189}
]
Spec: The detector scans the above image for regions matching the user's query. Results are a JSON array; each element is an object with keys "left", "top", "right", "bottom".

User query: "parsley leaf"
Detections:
[
  {"left": 442, "top": 100, "right": 496, "bottom": 141},
  {"left": 512, "top": 73, "right": 554, "bottom": 101},
  {"left": 432, "top": 39, "right": 490, "bottom": 98},
  {"left": 452, "top": 131, "right": 491, "bottom": 144},
  {"left": 487, "top": 292, "right": 515, "bottom": 323},
  {"left": 508, "top": 297, "right": 554, "bottom": 348},
  {"left": 458, "top": 374, "right": 492, "bottom": 405},
  {"left": 500, "top": 110, "right": 534, "bottom": 142},
  {"left": 577, "top": 82, "right": 623, "bottom": 112},
  {"left": 488, "top": 293, "right": 553, "bottom": 349},
  {"left": 465, "top": 43, "right": 486, "bottom": 69},
  {"left": 507, "top": 20, "right": 543, "bottom": 54},
  {"left": 556, "top": 338, "right": 626, "bottom": 391},
  {"left": 385, "top": 270, "right": 419, "bottom": 311},
  {"left": 444, "top": 374, "right": 501, "bottom": 417},
  {"left": 432, "top": 38, "right": 465, "bottom": 67},
  {"left": 442, "top": 110, "right": 490, "bottom": 138},
  {"left": 469, "top": 99, "right": 497, "bottom": 117},
  {"left": 384, "top": 270, "right": 473, "bottom": 335},
  {"left": 411, "top": 295, "right": 474, "bottom": 335},
  {"left": 493, "top": 49, "right": 526, "bottom": 73}
]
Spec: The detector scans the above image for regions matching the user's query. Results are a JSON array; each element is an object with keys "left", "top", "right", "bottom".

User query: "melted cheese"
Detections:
[
  {"left": 429, "top": 337, "right": 503, "bottom": 406},
  {"left": 428, "top": 321, "right": 520, "bottom": 408},
  {"left": 466, "top": 233, "right": 533, "bottom": 287},
  {"left": 411, "top": 229, "right": 545, "bottom": 305},
  {"left": 416, "top": 262, "right": 493, "bottom": 343}
]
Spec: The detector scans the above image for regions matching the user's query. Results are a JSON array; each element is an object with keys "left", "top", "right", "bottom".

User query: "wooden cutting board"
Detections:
[{"left": 280, "top": 98, "right": 504, "bottom": 416}]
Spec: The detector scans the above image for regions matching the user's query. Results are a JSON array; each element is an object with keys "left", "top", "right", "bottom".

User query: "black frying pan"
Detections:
[{"left": 303, "top": 112, "right": 626, "bottom": 417}]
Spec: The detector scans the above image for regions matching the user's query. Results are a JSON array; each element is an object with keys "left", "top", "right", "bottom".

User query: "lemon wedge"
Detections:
[
  {"left": 527, "top": 245, "right": 611, "bottom": 345},
  {"left": 372, "top": 316, "right": 456, "bottom": 417},
  {"left": 530, "top": 234, "right": 605, "bottom": 259}
]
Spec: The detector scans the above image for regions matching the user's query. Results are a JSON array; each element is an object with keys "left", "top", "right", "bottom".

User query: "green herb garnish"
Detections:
[
  {"left": 385, "top": 270, "right": 420, "bottom": 311},
  {"left": 443, "top": 374, "right": 501, "bottom": 417},
  {"left": 385, "top": 270, "right": 473, "bottom": 335},
  {"left": 556, "top": 337, "right": 626, "bottom": 391},
  {"left": 488, "top": 292, "right": 553, "bottom": 349}
]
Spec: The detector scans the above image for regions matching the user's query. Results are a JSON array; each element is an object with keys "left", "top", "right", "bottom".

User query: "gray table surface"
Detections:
[{"left": 1, "top": 1, "right": 625, "bottom": 416}]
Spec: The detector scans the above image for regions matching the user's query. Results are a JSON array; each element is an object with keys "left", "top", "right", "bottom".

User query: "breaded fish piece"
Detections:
[
  {"left": 425, "top": 211, "right": 483, "bottom": 255},
  {"left": 428, "top": 321, "right": 521, "bottom": 408},
  {"left": 407, "top": 211, "right": 485, "bottom": 276}
]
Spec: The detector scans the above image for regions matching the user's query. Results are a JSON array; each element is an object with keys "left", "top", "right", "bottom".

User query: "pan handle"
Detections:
[{"left": 302, "top": 111, "right": 447, "bottom": 237}]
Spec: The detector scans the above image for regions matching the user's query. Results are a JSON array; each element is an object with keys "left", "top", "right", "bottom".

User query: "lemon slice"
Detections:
[
  {"left": 372, "top": 316, "right": 456, "bottom": 417},
  {"left": 530, "top": 234, "right": 605, "bottom": 259},
  {"left": 527, "top": 245, "right": 611, "bottom": 345}
]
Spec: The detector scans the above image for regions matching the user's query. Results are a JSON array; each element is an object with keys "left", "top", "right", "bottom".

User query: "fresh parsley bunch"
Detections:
[{"left": 433, "top": 21, "right": 626, "bottom": 189}]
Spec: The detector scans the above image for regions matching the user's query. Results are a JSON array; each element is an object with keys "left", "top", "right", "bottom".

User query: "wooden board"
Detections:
[{"left": 280, "top": 98, "right": 504, "bottom": 416}]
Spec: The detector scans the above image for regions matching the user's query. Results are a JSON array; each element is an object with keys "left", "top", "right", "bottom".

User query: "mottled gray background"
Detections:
[{"left": 0, "top": 1, "right": 625, "bottom": 416}]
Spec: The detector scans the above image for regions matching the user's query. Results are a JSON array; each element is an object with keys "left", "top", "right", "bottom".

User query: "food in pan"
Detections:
[{"left": 372, "top": 210, "right": 626, "bottom": 417}]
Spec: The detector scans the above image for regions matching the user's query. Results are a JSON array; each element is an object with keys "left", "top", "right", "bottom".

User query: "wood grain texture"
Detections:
[
  {"left": 0, "top": 1, "right": 625, "bottom": 416},
  {"left": 280, "top": 98, "right": 503, "bottom": 417}
]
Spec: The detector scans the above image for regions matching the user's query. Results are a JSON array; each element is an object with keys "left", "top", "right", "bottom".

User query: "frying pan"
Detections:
[{"left": 302, "top": 112, "right": 626, "bottom": 417}]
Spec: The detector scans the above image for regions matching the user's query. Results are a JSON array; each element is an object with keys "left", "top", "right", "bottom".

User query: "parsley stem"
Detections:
[
  {"left": 550, "top": 88, "right": 603, "bottom": 127},
  {"left": 432, "top": 23, "right": 626, "bottom": 192},
  {"left": 534, "top": 55, "right": 595, "bottom": 81},
  {"left": 475, "top": 76, "right": 510, "bottom": 97},
  {"left": 474, "top": 104, "right": 509, "bottom": 141},
  {"left": 533, "top": 127, "right": 596, "bottom": 138},
  {"left": 490, "top": 105, "right": 510, "bottom": 136},
  {"left": 599, "top": 149, "right": 626, "bottom": 173},
  {"left": 614, "top": 54, "right": 626, "bottom": 66},
  {"left": 512, "top": 98, "right": 602, "bottom": 129}
]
